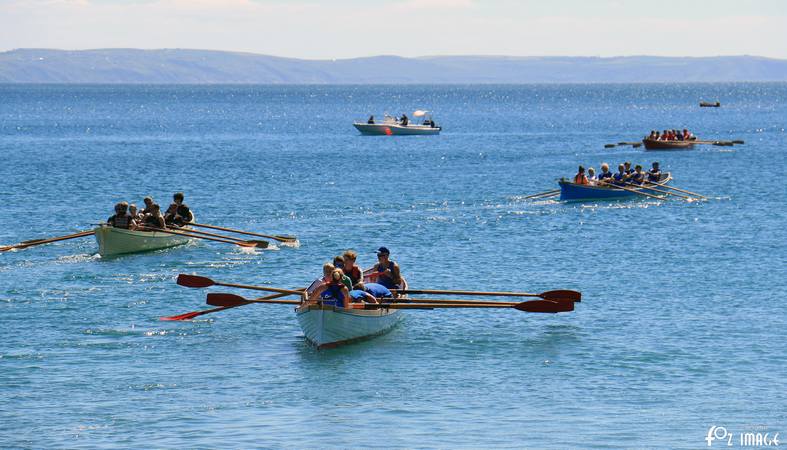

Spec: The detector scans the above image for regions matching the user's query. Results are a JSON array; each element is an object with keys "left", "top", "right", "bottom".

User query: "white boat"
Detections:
[
  {"left": 296, "top": 271, "right": 407, "bottom": 349},
  {"left": 94, "top": 224, "right": 192, "bottom": 257},
  {"left": 353, "top": 111, "right": 441, "bottom": 135}
]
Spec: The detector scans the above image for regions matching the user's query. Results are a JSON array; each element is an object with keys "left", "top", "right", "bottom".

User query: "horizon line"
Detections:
[{"left": 2, "top": 48, "right": 785, "bottom": 62}]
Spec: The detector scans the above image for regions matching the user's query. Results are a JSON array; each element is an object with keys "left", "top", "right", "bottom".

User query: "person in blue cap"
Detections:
[{"left": 372, "top": 247, "right": 402, "bottom": 290}]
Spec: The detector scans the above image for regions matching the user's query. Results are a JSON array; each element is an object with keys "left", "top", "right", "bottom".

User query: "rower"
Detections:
[
  {"left": 630, "top": 165, "right": 645, "bottom": 184},
  {"left": 142, "top": 203, "right": 166, "bottom": 229},
  {"left": 140, "top": 196, "right": 154, "bottom": 216},
  {"left": 164, "top": 192, "right": 194, "bottom": 227},
  {"left": 612, "top": 164, "right": 627, "bottom": 186},
  {"left": 624, "top": 161, "right": 635, "bottom": 177},
  {"left": 573, "top": 165, "right": 589, "bottom": 185},
  {"left": 342, "top": 250, "right": 363, "bottom": 288},
  {"left": 310, "top": 268, "right": 351, "bottom": 308},
  {"left": 598, "top": 163, "right": 614, "bottom": 184},
  {"left": 587, "top": 167, "right": 597, "bottom": 185},
  {"left": 349, "top": 282, "right": 393, "bottom": 304},
  {"left": 373, "top": 246, "right": 402, "bottom": 290},
  {"left": 683, "top": 128, "right": 693, "bottom": 140},
  {"left": 648, "top": 162, "right": 662, "bottom": 183},
  {"left": 129, "top": 203, "right": 140, "bottom": 221},
  {"left": 107, "top": 202, "right": 135, "bottom": 229}
]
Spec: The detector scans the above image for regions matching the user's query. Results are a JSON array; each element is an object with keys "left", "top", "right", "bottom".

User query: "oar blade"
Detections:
[
  {"left": 176, "top": 274, "right": 215, "bottom": 289},
  {"left": 540, "top": 289, "right": 581, "bottom": 302},
  {"left": 275, "top": 235, "right": 298, "bottom": 242},
  {"left": 515, "top": 299, "right": 575, "bottom": 313},
  {"left": 206, "top": 293, "right": 249, "bottom": 307},
  {"left": 247, "top": 240, "right": 269, "bottom": 248},
  {"left": 160, "top": 310, "right": 205, "bottom": 321}
]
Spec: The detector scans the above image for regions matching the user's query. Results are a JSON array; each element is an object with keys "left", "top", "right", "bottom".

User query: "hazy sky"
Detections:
[{"left": 1, "top": 0, "right": 785, "bottom": 59}]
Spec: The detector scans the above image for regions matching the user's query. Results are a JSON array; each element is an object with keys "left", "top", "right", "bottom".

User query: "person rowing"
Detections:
[
  {"left": 573, "top": 165, "right": 589, "bottom": 185},
  {"left": 309, "top": 266, "right": 351, "bottom": 308},
  {"left": 597, "top": 163, "right": 614, "bottom": 185},
  {"left": 349, "top": 282, "right": 393, "bottom": 305},
  {"left": 587, "top": 167, "right": 597, "bottom": 185},
  {"left": 341, "top": 250, "right": 363, "bottom": 288},
  {"left": 372, "top": 246, "right": 402, "bottom": 290},
  {"left": 140, "top": 196, "right": 155, "bottom": 216},
  {"left": 612, "top": 164, "right": 627, "bottom": 186},
  {"left": 629, "top": 165, "right": 645, "bottom": 185},
  {"left": 107, "top": 202, "right": 136, "bottom": 229},
  {"left": 142, "top": 203, "right": 166, "bottom": 229},
  {"left": 648, "top": 162, "right": 662, "bottom": 183},
  {"left": 165, "top": 192, "right": 194, "bottom": 227},
  {"left": 624, "top": 161, "right": 635, "bottom": 177}
]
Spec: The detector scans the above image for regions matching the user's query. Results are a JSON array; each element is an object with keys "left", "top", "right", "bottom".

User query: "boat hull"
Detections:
[
  {"left": 296, "top": 305, "right": 402, "bottom": 349},
  {"left": 353, "top": 123, "right": 441, "bottom": 135},
  {"left": 559, "top": 174, "right": 671, "bottom": 202},
  {"left": 94, "top": 225, "right": 192, "bottom": 256},
  {"left": 642, "top": 139, "right": 695, "bottom": 150}
]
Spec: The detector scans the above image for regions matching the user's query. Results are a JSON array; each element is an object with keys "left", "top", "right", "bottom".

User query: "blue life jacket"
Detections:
[
  {"left": 599, "top": 171, "right": 613, "bottom": 180},
  {"left": 648, "top": 170, "right": 661, "bottom": 182},
  {"left": 612, "top": 172, "right": 626, "bottom": 185},
  {"left": 349, "top": 290, "right": 367, "bottom": 302},
  {"left": 364, "top": 283, "right": 392, "bottom": 299},
  {"left": 376, "top": 261, "right": 398, "bottom": 289},
  {"left": 320, "top": 284, "right": 345, "bottom": 307},
  {"left": 630, "top": 172, "right": 645, "bottom": 184}
]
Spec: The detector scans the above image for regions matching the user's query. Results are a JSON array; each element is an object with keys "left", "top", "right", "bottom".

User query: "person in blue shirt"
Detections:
[
  {"left": 612, "top": 164, "right": 627, "bottom": 186},
  {"left": 629, "top": 165, "right": 646, "bottom": 184},
  {"left": 372, "top": 247, "right": 402, "bottom": 289},
  {"left": 648, "top": 162, "right": 662, "bottom": 182},
  {"left": 597, "top": 163, "right": 614, "bottom": 184},
  {"left": 624, "top": 161, "right": 635, "bottom": 176}
]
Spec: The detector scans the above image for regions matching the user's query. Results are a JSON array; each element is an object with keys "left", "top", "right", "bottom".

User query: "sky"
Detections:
[{"left": 0, "top": 0, "right": 785, "bottom": 59}]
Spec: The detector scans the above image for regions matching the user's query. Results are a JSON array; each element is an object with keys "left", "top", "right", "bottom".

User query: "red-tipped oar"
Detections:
[
  {"left": 206, "top": 292, "right": 301, "bottom": 307},
  {"left": 159, "top": 290, "right": 298, "bottom": 321},
  {"left": 189, "top": 222, "right": 297, "bottom": 243},
  {"left": 176, "top": 227, "right": 269, "bottom": 248},
  {"left": 365, "top": 299, "right": 574, "bottom": 313},
  {"left": 139, "top": 227, "right": 262, "bottom": 248},
  {"left": 176, "top": 274, "right": 304, "bottom": 295},
  {"left": 392, "top": 288, "right": 581, "bottom": 302}
]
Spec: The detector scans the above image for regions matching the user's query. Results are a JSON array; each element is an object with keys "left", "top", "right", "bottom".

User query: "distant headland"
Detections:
[{"left": 1, "top": 48, "right": 786, "bottom": 84}]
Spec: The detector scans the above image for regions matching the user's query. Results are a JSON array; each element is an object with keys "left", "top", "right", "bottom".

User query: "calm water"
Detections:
[{"left": 0, "top": 84, "right": 785, "bottom": 449}]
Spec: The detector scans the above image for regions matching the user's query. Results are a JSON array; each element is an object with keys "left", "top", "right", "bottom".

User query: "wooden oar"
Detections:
[
  {"left": 392, "top": 288, "right": 581, "bottom": 302},
  {"left": 596, "top": 182, "right": 666, "bottom": 200},
  {"left": 160, "top": 291, "right": 296, "bottom": 321},
  {"left": 206, "top": 292, "right": 300, "bottom": 307},
  {"left": 178, "top": 227, "right": 269, "bottom": 248},
  {"left": 0, "top": 230, "right": 95, "bottom": 252},
  {"left": 623, "top": 182, "right": 692, "bottom": 200},
  {"left": 189, "top": 222, "right": 297, "bottom": 243},
  {"left": 176, "top": 274, "right": 304, "bottom": 296},
  {"left": 368, "top": 299, "right": 575, "bottom": 313},
  {"left": 139, "top": 227, "right": 262, "bottom": 248},
  {"left": 651, "top": 183, "right": 707, "bottom": 199},
  {"left": 522, "top": 189, "right": 561, "bottom": 200}
]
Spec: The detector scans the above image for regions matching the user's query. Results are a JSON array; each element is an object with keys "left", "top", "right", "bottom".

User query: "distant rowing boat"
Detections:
[
  {"left": 699, "top": 101, "right": 721, "bottom": 107},
  {"left": 559, "top": 173, "right": 672, "bottom": 201},
  {"left": 642, "top": 139, "right": 695, "bottom": 150},
  {"left": 94, "top": 224, "right": 192, "bottom": 256},
  {"left": 296, "top": 270, "right": 408, "bottom": 349}
]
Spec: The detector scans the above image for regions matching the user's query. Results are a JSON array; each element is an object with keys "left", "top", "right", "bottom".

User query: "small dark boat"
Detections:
[
  {"left": 699, "top": 101, "right": 721, "bottom": 107},
  {"left": 642, "top": 138, "right": 695, "bottom": 151}
]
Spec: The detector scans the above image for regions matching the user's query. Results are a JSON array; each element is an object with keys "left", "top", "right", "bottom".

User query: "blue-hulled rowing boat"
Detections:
[{"left": 559, "top": 173, "right": 672, "bottom": 202}]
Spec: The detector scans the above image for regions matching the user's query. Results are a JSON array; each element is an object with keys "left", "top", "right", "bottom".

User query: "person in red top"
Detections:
[
  {"left": 573, "top": 165, "right": 589, "bottom": 185},
  {"left": 341, "top": 250, "right": 363, "bottom": 288}
]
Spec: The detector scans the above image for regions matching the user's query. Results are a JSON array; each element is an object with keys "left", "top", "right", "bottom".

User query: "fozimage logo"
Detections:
[{"left": 706, "top": 425, "right": 780, "bottom": 447}]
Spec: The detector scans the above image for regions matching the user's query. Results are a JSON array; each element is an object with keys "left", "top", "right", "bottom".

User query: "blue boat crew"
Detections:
[{"left": 373, "top": 247, "right": 402, "bottom": 290}]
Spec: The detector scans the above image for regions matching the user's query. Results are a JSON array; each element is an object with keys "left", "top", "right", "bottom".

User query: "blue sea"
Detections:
[{"left": 0, "top": 84, "right": 785, "bottom": 449}]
